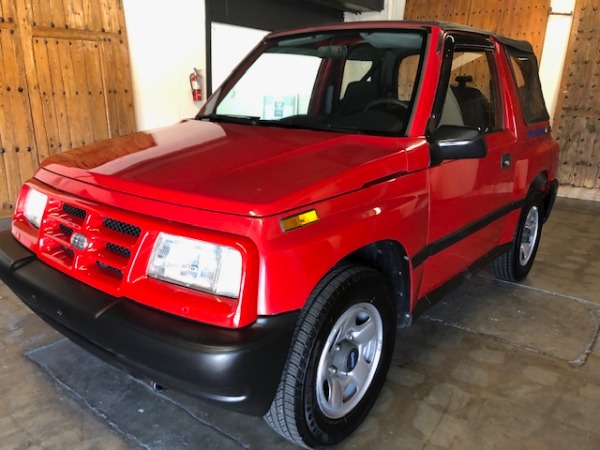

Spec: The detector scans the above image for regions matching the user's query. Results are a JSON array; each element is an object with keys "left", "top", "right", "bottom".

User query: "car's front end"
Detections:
[{"left": 0, "top": 21, "right": 436, "bottom": 443}]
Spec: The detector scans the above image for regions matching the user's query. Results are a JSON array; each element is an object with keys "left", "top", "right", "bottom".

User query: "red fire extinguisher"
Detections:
[{"left": 189, "top": 68, "right": 202, "bottom": 101}]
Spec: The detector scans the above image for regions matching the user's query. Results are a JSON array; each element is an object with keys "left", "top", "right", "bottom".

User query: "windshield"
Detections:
[{"left": 201, "top": 29, "right": 427, "bottom": 136}]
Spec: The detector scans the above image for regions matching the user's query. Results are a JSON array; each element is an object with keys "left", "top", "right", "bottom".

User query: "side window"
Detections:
[
  {"left": 438, "top": 50, "right": 500, "bottom": 133},
  {"left": 506, "top": 50, "right": 549, "bottom": 124}
]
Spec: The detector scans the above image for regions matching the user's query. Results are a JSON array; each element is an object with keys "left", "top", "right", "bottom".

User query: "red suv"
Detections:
[{"left": 0, "top": 21, "right": 558, "bottom": 448}]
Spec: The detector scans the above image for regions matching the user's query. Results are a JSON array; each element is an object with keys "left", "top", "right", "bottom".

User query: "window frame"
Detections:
[
  {"left": 504, "top": 47, "right": 550, "bottom": 125},
  {"left": 428, "top": 33, "right": 503, "bottom": 134}
]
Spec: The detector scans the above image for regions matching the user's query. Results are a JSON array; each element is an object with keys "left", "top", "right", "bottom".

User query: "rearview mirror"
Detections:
[{"left": 317, "top": 45, "right": 347, "bottom": 59}]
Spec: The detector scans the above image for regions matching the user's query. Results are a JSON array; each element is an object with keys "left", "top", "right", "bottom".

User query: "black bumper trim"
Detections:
[{"left": 0, "top": 230, "right": 297, "bottom": 415}]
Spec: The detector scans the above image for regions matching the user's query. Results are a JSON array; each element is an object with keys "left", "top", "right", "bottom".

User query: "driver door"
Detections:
[{"left": 419, "top": 33, "right": 517, "bottom": 296}]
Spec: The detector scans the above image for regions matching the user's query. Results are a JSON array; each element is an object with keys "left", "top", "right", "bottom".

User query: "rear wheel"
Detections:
[
  {"left": 491, "top": 191, "right": 544, "bottom": 281},
  {"left": 265, "top": 264, "right": 396, "bottom": 448}
]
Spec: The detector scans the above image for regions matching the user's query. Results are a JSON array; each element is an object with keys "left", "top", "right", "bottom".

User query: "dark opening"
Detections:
[{"left": 205, "top": 0, "right": 383, "bottom": 95}]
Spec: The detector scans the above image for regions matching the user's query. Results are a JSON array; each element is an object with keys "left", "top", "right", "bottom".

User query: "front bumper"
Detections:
[{"left": 0, "top": 229, "right": 297, "bottom": 415}]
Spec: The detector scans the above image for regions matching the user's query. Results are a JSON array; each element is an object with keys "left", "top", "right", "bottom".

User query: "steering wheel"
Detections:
[{"left": 364, "top": 98, "right": 409, "bottom": 112}]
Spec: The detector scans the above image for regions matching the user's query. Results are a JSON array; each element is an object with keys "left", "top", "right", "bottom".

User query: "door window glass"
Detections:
[{"left": 438, "top": 50, "right": 500, "bottom": 133}]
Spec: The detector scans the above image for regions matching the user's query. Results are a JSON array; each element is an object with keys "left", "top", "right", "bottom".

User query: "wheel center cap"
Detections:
[{"left": 346, "top": 347, "right": 359, "bottom": 372}]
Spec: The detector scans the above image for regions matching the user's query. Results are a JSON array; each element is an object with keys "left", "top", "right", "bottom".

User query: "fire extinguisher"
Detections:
[{"left": 189, "top": 68, "right": 202, "bottom": 101}]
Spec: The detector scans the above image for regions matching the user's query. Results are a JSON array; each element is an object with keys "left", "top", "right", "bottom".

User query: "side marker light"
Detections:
[{"left": 280, "top": 209, "right": 319, "bottom": 232}]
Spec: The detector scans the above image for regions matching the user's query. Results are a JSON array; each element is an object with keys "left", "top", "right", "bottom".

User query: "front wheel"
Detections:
[
  {"left": 265, "top": 264, "right": 396, "bottom": 448},
  {"left": 491, "top": 191, "right": 544, "bottom": 281}
]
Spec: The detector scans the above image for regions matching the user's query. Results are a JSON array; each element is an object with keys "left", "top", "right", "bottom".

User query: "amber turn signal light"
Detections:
[{"left": 280, "top": 209, "right": 319, "bottom": 232}]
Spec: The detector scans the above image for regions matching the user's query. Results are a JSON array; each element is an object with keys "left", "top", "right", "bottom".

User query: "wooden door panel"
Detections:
[
  {"left": 553, "top": 0, "right": 600, "bottom": 189},
  {"left": 44, "top": 37, "right": 73, "bottom": 154},
  {"left": 404, "top": 0, "right": 550, "bottom": 61},
  {"left": 32, "top": 37, "right": 58, "bottom": 160},
  {"left": 0, "top": 0, "right": 136, "bottom": 216},
  {"left": 83, "top": 40, "right": 110, "bottom": 142},
  {"left": 0, "top": 26, "right": 37, "bottom": 204},
  {"left": 101, "top": 38, "right": 135, "bottom": 137}
]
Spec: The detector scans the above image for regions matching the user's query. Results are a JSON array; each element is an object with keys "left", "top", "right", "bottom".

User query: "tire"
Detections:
[
  {"left": 265, "top": 264, "right": 396, "bottom": 448},
  {"left": 490, "top": 191, "right": 544, "bottom": 282}
]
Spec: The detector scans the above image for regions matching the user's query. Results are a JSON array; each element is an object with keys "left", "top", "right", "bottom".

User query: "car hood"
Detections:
[{"left": 40, "top": 120, "right": 414, "bottom": 217}]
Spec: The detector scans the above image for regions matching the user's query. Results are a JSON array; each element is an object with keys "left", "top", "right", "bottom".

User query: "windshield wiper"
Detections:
[
  {"left": 257, "top": 117, "right": 363, "bottom": 134},
  {"left": 196, "top": 114, "right": 366, "bottom": 135},
  {"left": 195, "top": 113, "right": 261, "bottom": 125},
  {"left": 257, "top": 119, "right": 311, "bottom": 129}
]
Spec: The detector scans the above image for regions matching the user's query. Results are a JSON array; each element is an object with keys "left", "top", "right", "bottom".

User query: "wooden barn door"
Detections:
[
  {"left": 553, "top": 0, "right": 600, "bottom": 189},
  {"left": 0, "top": 0, "right": 135, "bottom": 216},
  {"left": 0, "top": 0, "right": 38, "bottom": 211},
  {"left": 403, "top": 0, "right": 550, "bottom": 64}
]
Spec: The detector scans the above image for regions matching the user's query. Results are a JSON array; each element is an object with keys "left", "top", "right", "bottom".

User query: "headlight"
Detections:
[
  {"left": 147, "top": 232, "right": 243, "bottom": 298},
  {"left": 23, "top": 188, "right": 48, "bottom": 228}
]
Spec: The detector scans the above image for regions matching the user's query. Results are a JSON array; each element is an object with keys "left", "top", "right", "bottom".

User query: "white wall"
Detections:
[
  {"left": 539, "top": 0, "right": 575, "bottom": 123},
  {"left": 344, "top": 0, "right": 406, "bottom": 21},
  {"left": 122, "top": 0, "right": 206, "bottom": 131},
  {"left": 211, "top": 23, "right": 268, "bottom": 89}
]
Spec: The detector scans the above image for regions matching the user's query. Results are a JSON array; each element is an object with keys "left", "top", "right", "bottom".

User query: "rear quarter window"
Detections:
[{"left": 506, "top": 48, "right": 549, "bottom": 124}]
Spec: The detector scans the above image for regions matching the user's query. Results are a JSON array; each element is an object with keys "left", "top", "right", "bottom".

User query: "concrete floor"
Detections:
[{"left": 1, "top": 196, "right": 599, "bottom": 449}]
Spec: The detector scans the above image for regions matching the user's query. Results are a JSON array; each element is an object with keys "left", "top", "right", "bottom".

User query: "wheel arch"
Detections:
[
  {"left": 531, "top": 171, "right": 548, "bottom": 191},
  {"left": 499, "top": 169, "right": 550, "bottom": 254},
  {"left": 344, "top": 239, "right": 412, "bottom": 327},
  {"left": 529, "top": 170, "right": 557, "bottom": 222}
]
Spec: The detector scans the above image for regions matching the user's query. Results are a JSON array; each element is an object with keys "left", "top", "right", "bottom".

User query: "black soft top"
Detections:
[{"left": 420, "top": 21, "right": 534, "bottom": 53}]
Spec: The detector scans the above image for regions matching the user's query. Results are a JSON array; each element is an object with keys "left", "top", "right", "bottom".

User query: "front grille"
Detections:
[
  {"left": 96, "top": 260, "right": 124, "bottom": 278},
  {"left": 61, "top": 245, "right": 74, "bottom": 259},
  {"left": 63, "top": 203, "right": 86, "bottom": 220},
  {"left": 106, "top": 242, "right": 131, "bottom": 259},
  {"left": 103, "top": 218, "right": 141, "bottom": 238},
  {"left": 59, "top": 224, "right": 73, "bottom": 236},
  {"left": 39, "top": 198, "right": 144, "bottom": 289}
]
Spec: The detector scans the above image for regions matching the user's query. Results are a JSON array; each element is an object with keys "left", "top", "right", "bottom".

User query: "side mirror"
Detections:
[{"left": 428, "top": 125, "right": 487, "bottom": 163}]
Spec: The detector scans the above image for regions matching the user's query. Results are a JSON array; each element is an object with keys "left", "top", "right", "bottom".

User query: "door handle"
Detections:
[{"left": 501, "top": 153, "right": 511, "bottom": 169}]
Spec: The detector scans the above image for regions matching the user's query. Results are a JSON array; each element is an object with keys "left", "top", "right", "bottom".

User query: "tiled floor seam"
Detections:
[
  {"left": 145, "top": 387, "right": 249, "bottom": 449},
  {"left": 420, "top": 314, "right": 598, "bottom": 368},
  {"left": 482, "top": 275, "right": 600, "bottom": 309}
]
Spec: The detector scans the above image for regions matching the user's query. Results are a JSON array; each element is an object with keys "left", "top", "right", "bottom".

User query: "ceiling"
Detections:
[{"left": 305, "top": 0, "right": 384, "bottom": 13}]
